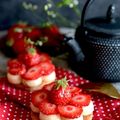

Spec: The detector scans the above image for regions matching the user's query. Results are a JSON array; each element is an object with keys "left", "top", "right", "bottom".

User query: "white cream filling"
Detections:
[
  {"left": 61, "top": 114, "right": 83, "bottom": 120},
  {"left": 7, "top": 73, "right": 21, "bottom": 85},
  {"left": 30, "top": 102, "right": 39, "bottom": 113},
  {"left": 82, "top": 101, "right": 94, "bottom": 116},
  {"left": 22, "top": 77, "right": 42, "bottom": 87},
  {"left": 42, "top": 71, "right": 56, "bottom": 83},
  {"left": 39, "top": 112, "right": 61, "bottom": 120}
]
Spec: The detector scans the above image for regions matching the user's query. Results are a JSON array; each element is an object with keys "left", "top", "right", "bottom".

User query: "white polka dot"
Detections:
[
  {"left": 104, "top": 101, "right": 108, "bottom": 103},
  {"left": 18, "top": 97, "right": 21, "bottom": 100},
  {"left": 75, "top": 79, "right": 78, "bottom": 82},
  {"left": 112, "top": 108, "right": 116, "bottom": 110},
  {"left": 9, "top": 109, "right": 12, "bottom": 111},
  {"left": 103, "top": 114, "right": 106, "bottom": 116},
  {"left": 80, "top": 81, "right": 84, "bottom": 84},
  {"left": 99, "top": 103, "right": 102, "bottom": 106},
  {"left": 4, "top": 106, "right": 7, "bottom": 109},
  {"left": 111, "top": 103, "right": 114, "bottom": 106},
  {"left": 3, "top": 110, "right": 6, "bottom": 112},
  {"left": 117, "top": 102, "right": 120, "bottom": 105},
  {"left": 100, "top": 106, "right": 103, "bottom": 109},
  {"left": 101, "top": 110, "right": 104, "bottom": 113},
  {"left": 97, "top": 114, "right": 100, "bottom": 116},
  {"left": 105, "top": 105, "right": 109, "bottom": 108},
  {"left": 75, "top": 83, "right": 79, "bottom": 86},
  {"left": 117, "top": 116, "right": 120, "bottom": 118},
  {"left": 8, "top": 113, "right": 10, "bottom": 116}
]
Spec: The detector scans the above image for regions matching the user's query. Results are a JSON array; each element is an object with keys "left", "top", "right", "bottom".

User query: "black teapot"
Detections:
[{"left": 64, "top": 0, "right": 120, "bottom": 82}]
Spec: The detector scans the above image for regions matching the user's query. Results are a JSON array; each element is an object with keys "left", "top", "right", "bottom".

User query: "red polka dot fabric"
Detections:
[{"left": 0, "top": 67, "right": 120, "bottom": 120}]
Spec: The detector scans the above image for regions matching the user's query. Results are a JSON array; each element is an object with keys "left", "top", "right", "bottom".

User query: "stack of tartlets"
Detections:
[
  {"left": 7, "top": 47, "right": 56, "bottom": 91},
  {"left": 30, "top": 78, "right": 94, "bottom": 120}
]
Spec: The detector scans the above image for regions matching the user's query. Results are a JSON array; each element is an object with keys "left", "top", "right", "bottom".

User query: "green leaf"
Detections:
[{"left": 88, "top": 83, "right": 120, "bottom": 99}]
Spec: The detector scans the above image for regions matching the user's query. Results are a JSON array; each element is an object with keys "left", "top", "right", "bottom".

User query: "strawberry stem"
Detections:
[
  {"left": 27, "top": 47, "right": 36, "bottom": 55},
  {"left": 55, "top": 77, "right": 68, "bottom": 90}
]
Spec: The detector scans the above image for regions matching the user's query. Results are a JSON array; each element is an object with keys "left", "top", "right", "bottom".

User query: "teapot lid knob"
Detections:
[{"left": 107, "top": 4, "right": 116, "bottom": 23}]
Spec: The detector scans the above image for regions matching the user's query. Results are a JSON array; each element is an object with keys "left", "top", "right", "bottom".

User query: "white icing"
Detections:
[
  {"left": 42, "top": 71, "right": 56, "bottom": 83},
  {"left": 7, "top": 73, "right": 21, "bottom": 84},
  {"left": 30, "top": 102, "right": 39, "bottom": 113},
  {"left": 61, "top": 115, "right": 83, "bottom": 120},
  {"left": 22, "top": 77, "right": 42, "bottom": 87},
  {"left": 39, "top": 112, "right": 61, "bottom": 120},
  {"left": 82, "top": 101, "right": 94, "bottom": 116}
]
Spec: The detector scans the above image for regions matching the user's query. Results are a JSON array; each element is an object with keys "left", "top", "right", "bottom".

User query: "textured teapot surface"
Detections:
[{"left": 74, "top": 0, "right": 120, "bottom": 82}]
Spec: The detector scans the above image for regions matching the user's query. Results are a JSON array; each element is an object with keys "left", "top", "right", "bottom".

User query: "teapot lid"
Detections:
[{"left": 84, "top": 4, "right": 120, "bottom": 37}]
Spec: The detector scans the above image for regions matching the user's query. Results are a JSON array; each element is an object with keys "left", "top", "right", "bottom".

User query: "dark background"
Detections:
[{"left": 0, "top": 0, "right": 119, "bottom": 30}]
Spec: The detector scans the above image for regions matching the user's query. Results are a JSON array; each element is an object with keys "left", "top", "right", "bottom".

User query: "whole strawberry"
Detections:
[
  {"left": 49, "top": 77, "right": 71, "bottom": 105},
  {"left": 6, "top": 23, "right": 27, "bottom": 47},
  {"left": 18, "top": 46, "right": 41, "bottom": 68}
]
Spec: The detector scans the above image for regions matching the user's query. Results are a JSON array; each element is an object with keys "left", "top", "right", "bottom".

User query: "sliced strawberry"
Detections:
[
  {"left": 39, "top": 53, "right": 52, "bottom": 63},
  {"left": 69, "top": 86, "right": 82, "bottom": 96},
  {"left": 18, "top": 47, "right": 41, "bottom": 67},
  {"left": 38, "top": 61, "right": 55, "bottom": 75},
  {"left": 43, "top": 82, "right": 55, "bottom": 91},
  {"left": 39, "top": 101, "right": 58, "bottom": 115},
  {"left": 7, "top": 59, "right": 22, "bottom": 68},
  {"left": 21, "top": 65, "right": 42, "bottom": 80},
  {"left": 8, "top": 64, "right": 26, "bottom": 75},
  {"left": 70, "top": 94, "right": 91, "bottom": 107},
  {"left": 31, "top": 90, "right": 48, "bottom": 107},
  {"left": 57, "top": 105, "right": 83, "bottom": 119}
]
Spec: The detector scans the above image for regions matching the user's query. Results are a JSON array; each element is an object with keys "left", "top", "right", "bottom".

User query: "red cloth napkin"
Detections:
[{"left": 0, "top": 67, "right": 120, "bottom": 120}]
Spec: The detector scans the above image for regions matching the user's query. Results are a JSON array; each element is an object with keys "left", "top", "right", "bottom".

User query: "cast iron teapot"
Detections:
[{"left": 64, "top": 0, "right": 120, "bottom": 82}]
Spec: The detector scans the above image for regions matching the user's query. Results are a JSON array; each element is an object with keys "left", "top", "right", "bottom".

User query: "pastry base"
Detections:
[
  {"left": 31, "top": 111, "right": 93, "bottom": 120},
  {"left": 83, "top": 113, "right": 93, "bottom": 120}
]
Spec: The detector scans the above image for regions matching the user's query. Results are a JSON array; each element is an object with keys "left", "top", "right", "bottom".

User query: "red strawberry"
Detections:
[
  {"left": 18, "top": 47, "right": 41, "bottom": 68},
  {"left": 39, "top": 101, "right": 58, "bottom": 115},
  {"left": 70, "top": 94, "right": 91, "bottom": 107},
  {"left": 21, "top": 64, "right": 42, "bottom": 80},
  {"left": 49, "top": 77, "right": 71, "bottom": 105},
  {"left": 38, "top": 61, "right": 55, "bottom": 75},
  {"left": 69, "top": 86, "right": 82, "bottom": 96},
  {"left": 43, "top": 82, "right": 55, "bottom": 91},
  {"left": 41, "top": 24, "right": 64, "bottom": 46},
  {"left": 6, "top": 23, "right": 27, "bottom": 46},
  {"left": 25, "top": 26, "right": 42, "bottom": 40},
  {"left": 7, "top": 59, "right": 22, "bottom": 68},
  {"left": 57, "top": 105, "right": 83, "bottom": 119},
  {"left": 39, "top": 53, "right": 52, "bottom": 63},
  {"left": 8, "top": 63, "right": 26, "bottom": 75},
  {"left": 31, "top": 90, "right": 48, "bottom": 107},
  {"left": 12, "top": 37, "right": 28, "bottom": 54},
  {"left": 41, "top": 24, "right": 60, "bottom": 37}
]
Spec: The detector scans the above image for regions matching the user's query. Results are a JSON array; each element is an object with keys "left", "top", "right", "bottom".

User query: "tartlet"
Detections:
[{"left": 30, "top": 78, "right": 94, "bottom": 120}]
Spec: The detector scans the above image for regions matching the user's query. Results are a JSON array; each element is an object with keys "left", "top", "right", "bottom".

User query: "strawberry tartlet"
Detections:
[
  {"left": 7, "top": 47, "right": 56, "bottom": 91},
  {"left": 22, "top": 61, "right": 56, "bottom": 91},
  {"left": 30, "top": 77, "right": 94, "bottom": 120},
  {"left": 7, "top": 59, "right": 26, "bottom": 85}
]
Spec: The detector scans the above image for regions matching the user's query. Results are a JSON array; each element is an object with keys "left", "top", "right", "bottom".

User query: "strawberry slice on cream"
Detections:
[
  {"left": 38, "top": 62, "right": 56, "bottom": 85},
  {"left": 21, "top": 65, "right": 43, "bottom": 87},
  {"left": 7, "top": 59, "right": 26, "bottom": 85}
]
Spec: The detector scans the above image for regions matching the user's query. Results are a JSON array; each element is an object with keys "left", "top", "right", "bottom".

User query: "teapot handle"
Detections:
[{"left": 81, "top": 0, "right": 94, "bottom": 26}]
